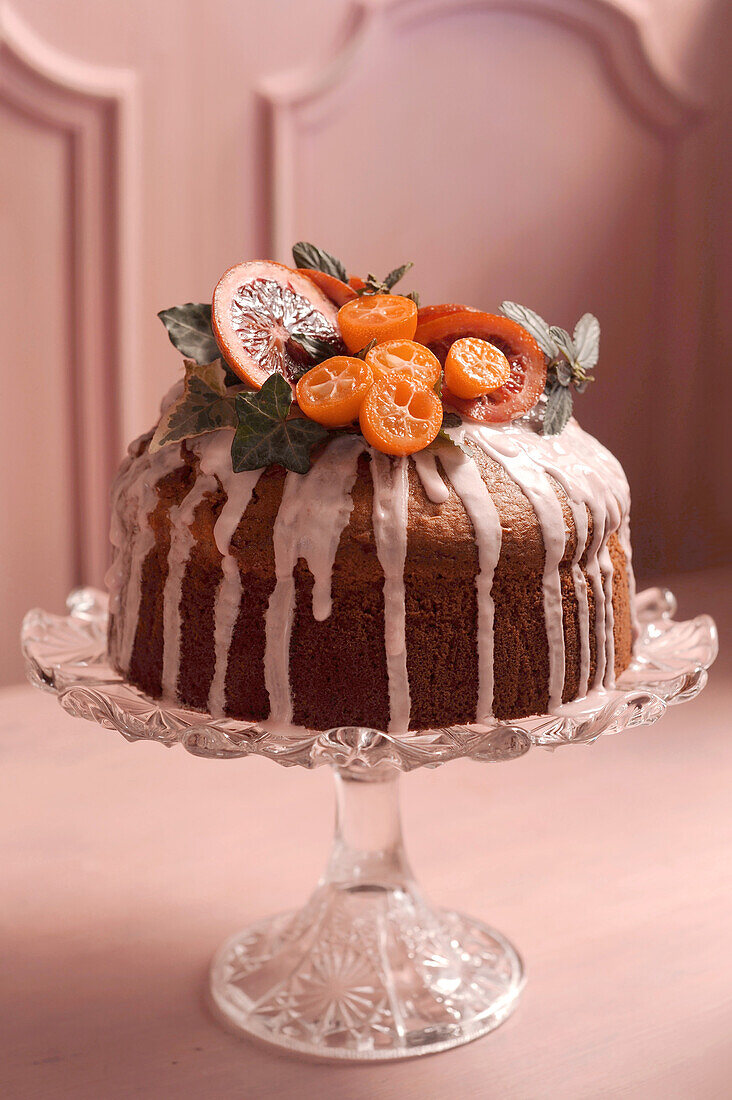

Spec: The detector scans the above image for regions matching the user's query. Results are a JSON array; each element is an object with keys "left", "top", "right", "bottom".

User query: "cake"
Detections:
[{"left": 106, "top": 246, "right": 636, "bottom": 733}]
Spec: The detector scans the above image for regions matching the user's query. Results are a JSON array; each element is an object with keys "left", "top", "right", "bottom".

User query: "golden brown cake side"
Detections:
[{"left": 107, "top": 423, "right": 634, "bottom": 731}]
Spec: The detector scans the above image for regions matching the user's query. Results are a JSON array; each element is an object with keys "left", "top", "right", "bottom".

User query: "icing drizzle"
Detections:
[
  {"left": 264, "top": 435, "right": 364, "bottom": 726},
  {"left": 109, "top": 414, "right": 634, "bottom": 734},
  {"left": 369, "top": 450, "right": 411, "bottom": 733}
]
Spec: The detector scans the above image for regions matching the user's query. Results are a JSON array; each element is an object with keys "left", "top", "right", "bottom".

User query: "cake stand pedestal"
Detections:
[{"left": 21, "top": 587, "right": 717, "bottom": 1062}]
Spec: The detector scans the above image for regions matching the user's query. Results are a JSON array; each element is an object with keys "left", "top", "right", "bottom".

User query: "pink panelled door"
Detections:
[{"left": 1, "top": 0, "right": 728, "bottom": 684}]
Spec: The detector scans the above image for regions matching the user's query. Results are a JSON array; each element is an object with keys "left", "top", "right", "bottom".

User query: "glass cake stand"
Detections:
[{"left": 21, "top": 587, "right": 717, "bottom": 1062}]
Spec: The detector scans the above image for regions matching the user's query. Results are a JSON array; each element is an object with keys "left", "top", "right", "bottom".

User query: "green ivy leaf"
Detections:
[
  {"left": 292, "top": 242, "right": 347, "bottom": 282},
  {"left": 149, "top": 360, "right": 238, "bottom": 453},
  {"left": 231, "top": 373, "right": 328, "bottom": 473},
  {"left": 157, "top": 303, "right": 221, "bottom": 365},
  {"left": 542, "top": 382, "right": 573, "bottom": 435}
]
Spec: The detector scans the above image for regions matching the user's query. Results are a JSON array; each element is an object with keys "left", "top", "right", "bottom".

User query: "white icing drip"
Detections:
[
  {"left": 106, "top": 441, "right": 184, "bottom": 673},
  {"left": 461, "top": 424, "right": 568, "bottom": 708},
  {"left": 263, "top": 436, "right": 365, "bottom": 726},
  {"left": 452, "top": 417, "right": 633, "bottom": 701},
  {"left": 412, "top": 450, "right": 449, "bottom": 503},
  {"left": 438, "top": 446, "right": 502, "bottom": 720},
  {"left": 550, "top": 422, "right": 628, "bottom": 687},
  {"left": 189, "top": 431, "right": 264, "bottom": 718},
  {"left": 515, "top": 422, "right": 616, "bottom": 690},
  {"left": 369, "top": 450, "right": 411, "bottom": 733},
  {"left": 618, "top": 513, "right": 638, "bottom": 643},
  {"left": 160, "top": 471, "right": 217, "bottom": 699}
]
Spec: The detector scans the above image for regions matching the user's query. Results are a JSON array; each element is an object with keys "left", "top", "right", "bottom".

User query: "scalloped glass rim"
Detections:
[{"left": 21, "top": 587, "right": 717, "bottom": 773}]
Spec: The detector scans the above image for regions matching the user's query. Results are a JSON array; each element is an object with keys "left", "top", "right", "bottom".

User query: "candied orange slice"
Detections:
[
  {"left": 416, "top": 303, "right": 478, "bottom": 327},
  {"left": 415, "top": 309, "right": 546, "bottom": 424},
  {"left": 295, "top": 356, "right": 373, "bottom": 427},
  {"left": 338, "top": 294, "right": 418, "bottom": 353},
  {"left": 444, "top": 337, "right": 511, "bottom": 399},
  {"left": 365, "top": 339, "right": 441, "bottom": 389},
  {"left": 212, "top": 260, "right": 341, "bottom": 388},
  {"left": 295, "top": 268, "right": 358, "bottom": 306},
  {"left": 359, "top": 373, "right": 442, "bottom": 455}
]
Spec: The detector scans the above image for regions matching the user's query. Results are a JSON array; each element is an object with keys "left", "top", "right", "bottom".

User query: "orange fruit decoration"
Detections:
[
  {"left": 359, "top": 373, "right": 443, "bottom": 455},
  {"left": 212, "top": 260, "right": 340, "bottom": 389},
  {"left": 295, "top": 268, "right": 358, "bottom": 306},
  {"left": 338, "top": 294, "right": 418, "bottom": 353},
  {"left": 295, "top": 356, "right": 374, "bottom": 428},
  {"left": 365, "top": 339, "right": 441, "bottom": 389},
  {"left": 416, "top": 303, "right": 478, "bottom": 327},
  {"left": 415, "top": 309, "right": 547, "bottom": 424},
  {"left": 443, "top": 337, "right": 511, "bottom": 399}
]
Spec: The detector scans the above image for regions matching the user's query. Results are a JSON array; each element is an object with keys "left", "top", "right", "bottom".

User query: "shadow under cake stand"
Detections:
[{"left": 22, "top": 587, "right": 717, "bottom": 1062}]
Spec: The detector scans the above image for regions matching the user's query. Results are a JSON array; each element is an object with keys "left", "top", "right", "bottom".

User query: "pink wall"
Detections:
[{"left": 1, "top": 0, "right": 730, "bottom": 684}]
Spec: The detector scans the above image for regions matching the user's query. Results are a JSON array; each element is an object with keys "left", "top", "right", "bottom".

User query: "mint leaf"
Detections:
[
  {"left": 158, "top": 303, "right": 220, "bottom": 365},
  {"left": 292, "top": 242, "right": 347, "bottom": 282},
  {"left": 549, "top": 326, "right": 578, "bottom": 368},
  {"left": 383, "top": 261, "right": 413, "bottom": 290},
  {"left": 542, "top": 383, "right": 573, "bottom": 435},
  {"left": 150, "top": 361, "right": 237, "bottom": 453},
  {"left": 441, "top": 411, "right": 462, "bottom": 429},
  {"left": 231, "top": 373, "right": 327, "bottom": 473},
  {"left": 573, "top": 313, "right": 600, "bottom": 371},
  {"left": 500, "top": 301, "right": 557, "bottom": 358},
  {"left": 404, "top": 289, "right": 421, "bottom": 307}
]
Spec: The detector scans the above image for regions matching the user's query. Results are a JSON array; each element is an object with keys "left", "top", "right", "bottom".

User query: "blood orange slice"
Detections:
[
  {"left": 295, "top": 268, "right": 358, "bottom": 306},
  {"left": 416, "top": 303, "right": 478, "bottom": 327},
  {"left": 212, "top": 261, "right": 341, "bottom": 388},
  {"left": 415, "top": 309, "right": 546, "bottom": 423}
]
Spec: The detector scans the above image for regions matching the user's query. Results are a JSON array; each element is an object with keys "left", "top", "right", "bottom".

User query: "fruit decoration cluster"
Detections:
[{"left": 153, "top": 244, "right": 599, "bottom": 473}]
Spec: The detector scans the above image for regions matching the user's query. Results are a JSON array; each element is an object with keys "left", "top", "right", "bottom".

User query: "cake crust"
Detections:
[{"left": 109, "top": 425, "right": 633, "bottom": 731}]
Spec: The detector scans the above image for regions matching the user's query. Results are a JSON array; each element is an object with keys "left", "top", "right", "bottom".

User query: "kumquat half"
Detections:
[
  {"left": 338, "top": 294, "right": 418, "bottom": 353},
  {"left": 443, "top": 337, "right": 512, "bottom": 400},
  {"left": 359, "top": 373, "right": 443, "bottom": 456},
  {"left": 365, "top": 339, "right": 441, "bottom": 390},
  {"left": 295, "top": 356, "right": 374, "bottom": 428}
]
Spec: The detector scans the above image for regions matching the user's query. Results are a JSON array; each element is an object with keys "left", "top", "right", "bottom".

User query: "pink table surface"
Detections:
[{"left": 2, "top": 567, "right": 731, "bottom": 1099}]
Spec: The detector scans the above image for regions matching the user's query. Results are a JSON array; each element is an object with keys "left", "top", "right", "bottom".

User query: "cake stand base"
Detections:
[
  {"left": 208, "top": 768, "right": 523, "bottom": 1061},
  {"left": 22, "top": 587, "right": 718, "bottom": 1062}
]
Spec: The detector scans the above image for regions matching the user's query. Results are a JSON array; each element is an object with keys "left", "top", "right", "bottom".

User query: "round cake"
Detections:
[{"left": 106, "top": 249, "right": 636, "bottom": 733}]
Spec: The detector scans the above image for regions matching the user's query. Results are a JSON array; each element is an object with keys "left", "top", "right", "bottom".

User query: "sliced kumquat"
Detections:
[
  {"left": 415, "top": 309, "right": 547, "bottom": 424},
  {"left": 338, "top": 294, "right": 418, "bottom": 353},
  {"left": 295, "top": 356, "right": 373, "bottom": 428},
  {"left": 359, "top": 373, "right": 443, "bottom": 455},
  {"left": 444, "top": 337, "right": 511, "bottom": 399},
  {"left": 365, "top": 339, "right": 441, "bottom": 389}
]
